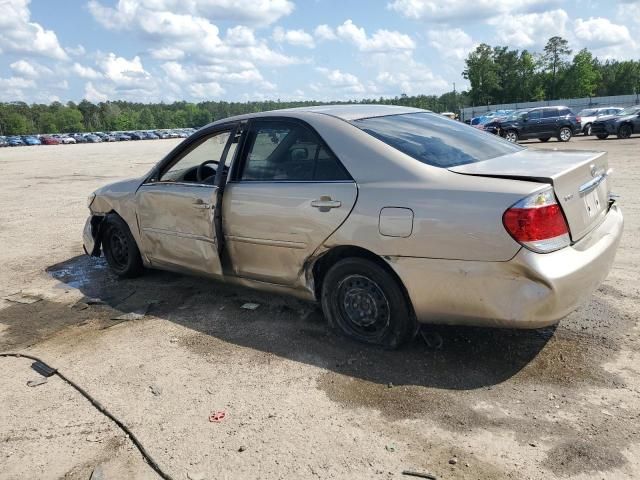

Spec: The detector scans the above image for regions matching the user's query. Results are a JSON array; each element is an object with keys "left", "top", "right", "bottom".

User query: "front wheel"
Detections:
[
  {"left": 102, "top": 214, "right": 144, "bottom": 278},
  {"left": 558, "top": 127, "right": 572, "bottom": 142},
  {"left": 504, "top": 130, "right": 518, "bottom": 143},
  {"left": 321, "top": 258, "right": 416, "bottom": 349},
  {"left": 596, "top": 134, "right": 609, "bottom": 140},
  {"left": 617, "top": 124, "right": 632, "bottom": 139}
]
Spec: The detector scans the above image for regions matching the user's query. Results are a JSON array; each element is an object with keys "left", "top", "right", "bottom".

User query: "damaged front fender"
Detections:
[{"left": 83, "top": 215, "right": 105, "bottom": 257}]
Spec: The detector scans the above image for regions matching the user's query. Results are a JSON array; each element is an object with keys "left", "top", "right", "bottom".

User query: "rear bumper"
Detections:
[{"left": 391, "top": 204, "right": 623, "bottom": 328}]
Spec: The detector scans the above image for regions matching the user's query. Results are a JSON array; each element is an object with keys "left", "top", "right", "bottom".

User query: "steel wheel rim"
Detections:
[
  {"left": 560, "top": 128, "right": 571, "bottom": 141},
  {"left": 336, "top": 274, "right": 390, "bottom": 339},
  {"left": 108, "top": 228, "right": 129, "bottom": 269}
]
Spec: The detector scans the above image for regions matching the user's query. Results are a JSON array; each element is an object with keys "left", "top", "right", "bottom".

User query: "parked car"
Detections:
[
  {"left": 22, "top": 136, "right": 41, "bottom": 146},
  {"left": 471, "top": 110, "right": 513, "bottom": 126},
  {"left": 495, "top": 106, "right": 581, "bottom": 143},
  {"left": 144, "top": 132, "right": 159, "bottom": 140},
  {"left": 591, "top": 106, "right": 640, "bottom": 139},
  {"left": 128, "top": 132, "right": 145, "bottom": 140},
  {"left": 0, "top": 137, "right": 7, "bottom": 147},
  {"left": 72, "top": 134, "right": 87, "bottom": 143},
  {"left": 155, "top": 130, "right": 170, "bottom": 139},
  {"left": 83, "top": 105, "right": 623, "bottom": 348},
  {"left": 7, "top": 136, "right": 24, "bottom": 146},
  {"left": 577, "top": 107, "right": 624, "bottom": 135},
  {"left": 41, "top": 136, "right": 60, "bottom": 145},
  {"left": 116, "top": 133, "right": 131, "bottom": 141},
  {"left": 59, "top": 136, "right": 77, "bottom": 144},
  {"left": 85, "top": 134, "right": 102, "bottom": 143}
]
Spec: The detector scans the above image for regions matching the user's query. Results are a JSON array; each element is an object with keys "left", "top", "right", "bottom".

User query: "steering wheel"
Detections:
[{"left": 196, "top": 160, "right": 218, "bottom": 183}]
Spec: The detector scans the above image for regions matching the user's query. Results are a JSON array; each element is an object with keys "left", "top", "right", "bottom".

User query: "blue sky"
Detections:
[{"left": 1, "top": 0, "right": 639, "bottom": 104}]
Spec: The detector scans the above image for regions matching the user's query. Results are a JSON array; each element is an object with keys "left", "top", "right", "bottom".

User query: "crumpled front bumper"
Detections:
[
  {"left": 83, "top": 215, "right": 104, "bottom": 257},
  {"left": 390, "top": 204, "right": 624, "bottom": 328}
]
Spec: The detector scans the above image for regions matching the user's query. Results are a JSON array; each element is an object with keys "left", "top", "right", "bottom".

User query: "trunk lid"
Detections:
[{"left": 449, "top": 149, "right": 610, "bottom": 242}]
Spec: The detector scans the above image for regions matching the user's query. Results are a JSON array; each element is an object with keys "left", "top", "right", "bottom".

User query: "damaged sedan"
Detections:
[{"left": 84, "top": 105, "right": 623, "bottom": 348}]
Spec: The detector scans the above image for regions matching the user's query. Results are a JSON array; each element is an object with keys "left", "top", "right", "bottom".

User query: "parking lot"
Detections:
[{"left": 0, "top": 135, "right": 639, "bottom": 479}]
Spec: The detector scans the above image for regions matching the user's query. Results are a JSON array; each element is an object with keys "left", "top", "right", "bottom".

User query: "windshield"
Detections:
[
  {"left": 619, "top": 106, "right": 640, "bottom": 116},
  {"left": 352, "top": 112, "right": 523, "bottom": 168},
  {"left": 578, "top": 109, "right": 597, "bottom": 116},
  {"left": 506, "top": 109, "right": 529, "bottom": 120}
]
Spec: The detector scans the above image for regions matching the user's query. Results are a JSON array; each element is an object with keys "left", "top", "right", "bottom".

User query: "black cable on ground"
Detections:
[{"left": 0, "top": 352, "right": 174, "bottom": 480}]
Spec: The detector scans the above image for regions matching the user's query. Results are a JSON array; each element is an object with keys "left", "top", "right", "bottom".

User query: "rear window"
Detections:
[{"left": 352, "top": 112, "right": 522, "bottom": 168}]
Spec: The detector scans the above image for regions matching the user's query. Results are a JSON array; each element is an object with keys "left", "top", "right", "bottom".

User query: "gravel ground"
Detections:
[{"left": 0, "top": 135, "right": 639, "bottom": 480}]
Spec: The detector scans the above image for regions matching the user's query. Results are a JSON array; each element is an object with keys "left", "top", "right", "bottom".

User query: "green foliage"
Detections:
[
  {"left": 464, "top": 36, "right": 640, "bottom": 105},
  {"left": 0, "top": 93, "right": 471, "bottom": 135}
]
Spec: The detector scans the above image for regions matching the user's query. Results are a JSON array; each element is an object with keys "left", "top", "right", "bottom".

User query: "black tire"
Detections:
[
  {"left": 321, "top": 258, "right": 416, "bottom": 349},
  {"left": 539, "top": 137, "right": 551, "bottom": 142},
  {"left": 504, "top": 130, "right": 518, "bottom": 143},
  {"left": 583, "top": 124, "right": 592, "bottom": 136},
  {"left": 558, "top": 126, "right": 572, "bottom": 142},
  {"left": 102, "top": 214, "right": 144, "bottom": 278},
  {"left": 617, "top": 124, "right": 632, "bottom": 139},
  {"left": 596, "top": 134, "right": 609, "bottom": 140}
]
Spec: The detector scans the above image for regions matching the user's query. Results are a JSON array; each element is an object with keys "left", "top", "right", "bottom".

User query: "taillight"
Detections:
[
  {"left": 576, "top": 116, "right": 581, "bottom": 123},
  {"left": 503, "top": 187, "right": 570, "bottom": 253}
]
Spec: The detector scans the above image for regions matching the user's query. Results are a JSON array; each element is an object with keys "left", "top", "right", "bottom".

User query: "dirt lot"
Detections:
[{"left": 0, "top": 135, "right": 639, "bottom": 480}]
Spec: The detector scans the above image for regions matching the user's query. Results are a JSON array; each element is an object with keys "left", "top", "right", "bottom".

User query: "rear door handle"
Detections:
[{"left": 311, "top": 196, "right": 341, "bottom": 211}]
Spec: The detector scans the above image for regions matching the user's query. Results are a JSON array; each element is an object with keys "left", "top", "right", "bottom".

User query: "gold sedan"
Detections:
[{"left": 84, "top": 105, "right": 623, "bottom": 348}]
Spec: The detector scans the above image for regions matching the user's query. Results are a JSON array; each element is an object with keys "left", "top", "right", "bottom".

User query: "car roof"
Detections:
[{"left": 209, "top": 104, "right": 428, "bottom": 126}]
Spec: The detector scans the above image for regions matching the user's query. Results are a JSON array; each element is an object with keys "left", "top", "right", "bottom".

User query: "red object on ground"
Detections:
[{"left": 209, "top": 410, "right": 226, "bottom": 422}]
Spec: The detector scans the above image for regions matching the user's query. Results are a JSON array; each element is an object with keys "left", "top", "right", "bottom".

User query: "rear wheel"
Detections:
[
  {"left": 617, "top": 124, "right": 632, "bottom": 139},
  {"left": 102, "top": 214, "right": 144, "bottom": 278},
  {"left": 539, "top": 137, "right": 550, "bottom": 142},
  {"left": 558, "top": 127, "right": 572, "bottom": 142},
  {"left": 321, "top": 258, "right": 416, "bottom": 349},
  {"left": 596, "top": 134, "right": 609, "bottom": 140},
  {"left": 504, "top": 130, "right": 518, "bottom": 143}
]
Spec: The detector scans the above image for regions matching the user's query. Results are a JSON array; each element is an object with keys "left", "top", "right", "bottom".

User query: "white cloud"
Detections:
[
  {"left": 314, "top": 24, "right": 337, "bottom": 41},
  {"left": 72, "top": 63, "right": 102, "bottom": 80},
  {"left": 225, "top": 26, "right": 257, "bottom": 47},
  {"left": 84, "top": 81, "right": 109, "bottom": 103},
  {"left": 387, "top": 0, "right": 558, "bottom": 22},
  {"left": 336, "top": 20, "right": 415, "bottom": 52},
  {"left": 272, "top": 27, "right": 315, "bottom": 48},
  {"left": 97, "top": 53, "right": 150, "bottom": 90},
  {"left": 66, "top": 45, "right": 86, "bottom": 57},
  {"left": 88, "top": 0, "right": 293, "bottom": 28},
  {"left": 188, "top": 81, "right": 225, "bottom": 99},
  {"left": 574, "top": 17, "right": 632, "bottom": 48},
  {"left": 0, "top": 0, "right": 68, "bottom": 60},
  {"left": 149, "top": 46, "right": 185, "bottom": 60},
  {"left": 317, "top": 67, "right": 365, "bottom": 93},
  {"left": 427, "top": 28, "right": 475, "bottom": 60},
  {"left": 488, "top": 9, "right": 569, "bottom": 48}
]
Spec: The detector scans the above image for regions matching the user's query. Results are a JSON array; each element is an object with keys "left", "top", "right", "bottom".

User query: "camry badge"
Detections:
[{"left": 564, "top": 194, "right": 574, "bottom": 201}]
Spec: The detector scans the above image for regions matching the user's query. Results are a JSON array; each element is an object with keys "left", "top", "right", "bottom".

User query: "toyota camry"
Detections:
[{"left": 83, "top": 105, "right": 623, "bottom": 348}]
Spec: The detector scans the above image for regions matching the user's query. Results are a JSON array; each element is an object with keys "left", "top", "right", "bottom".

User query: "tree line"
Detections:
[
  {"left": 463, "top": 36, "right": 640, "bottom": 106},
  {"left": 0, "top": 93, "right": 470, "bottom": 136}
]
